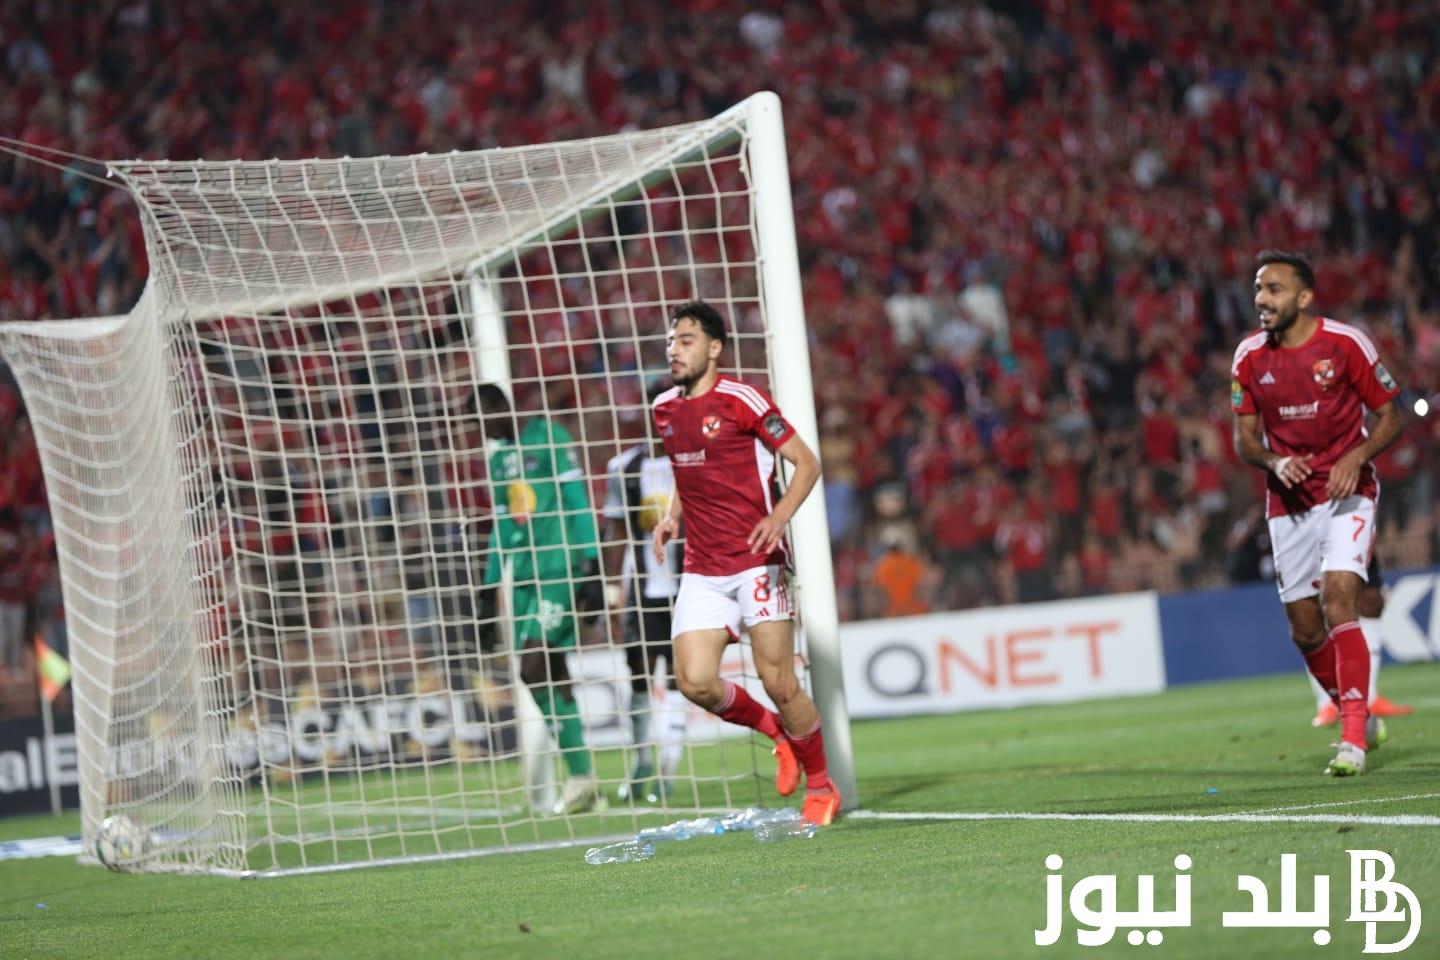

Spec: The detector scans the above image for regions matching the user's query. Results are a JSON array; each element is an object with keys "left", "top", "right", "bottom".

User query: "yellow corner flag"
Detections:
[{"left": 35, "top": 634, "right": 71, "bottom": 702}]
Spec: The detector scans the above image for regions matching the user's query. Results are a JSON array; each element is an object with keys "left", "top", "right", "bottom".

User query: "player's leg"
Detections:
[
  {"left": 747, "top": 617, "right": 837, "bottom": 823},
  {"left": 1308, "top": 674, "right": 1339, "bottom": 726},
  {"left": 1272, "top": 508, "right": 1339, "bottom": 724},
  {"left": 1317, "top": 496, "right": 1384, "bottom": 773},
  {"left": 744, "top": 567, "right": 839, "bottom": 825},
  {"left": 618, "top": 606, "right": 656, "bottom": 801},
  {"left": 515, "top": 582, "right": 600, "bottom": 812},
  {"left": 1360, "top": 556, "right": 1411, "bottom": 716},
  {"left": 1271, "top": 505, "right": 1365, "bottom": 773},
  {"left": 646, "top": 607, "right": 687, "bottom": 800},
  {"left": 671, "top": 572, "right": 794, "bottom": 792}
]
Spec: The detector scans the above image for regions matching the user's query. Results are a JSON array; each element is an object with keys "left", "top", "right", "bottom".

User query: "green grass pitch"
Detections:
[{"left": 4, "top": 663, "right": 1438, "bottom": 959}]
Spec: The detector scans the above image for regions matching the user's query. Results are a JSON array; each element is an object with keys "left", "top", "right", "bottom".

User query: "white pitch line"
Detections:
[
  {"left": 849, "top": 810, "right": 1440, "bottom": 827},
  {"left": 1250, "top": 791, "right": 1440, "bottom": 814}
]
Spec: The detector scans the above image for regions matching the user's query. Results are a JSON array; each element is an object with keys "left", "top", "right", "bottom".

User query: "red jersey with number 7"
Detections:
[
  {"left": 652, "top": 374, "right": 797, "bottom": 576},
  {"left": 1231, "top": 318, "right": 1400, "bottom": 518}
]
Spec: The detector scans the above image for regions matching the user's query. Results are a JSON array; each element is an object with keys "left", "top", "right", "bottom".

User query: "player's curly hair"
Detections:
[
  {"left": 1255, "top": 249, "right": 1316, "bottom": 291},
  {"left": 668, "top": 300, "right": 728, "bottom": 345}
]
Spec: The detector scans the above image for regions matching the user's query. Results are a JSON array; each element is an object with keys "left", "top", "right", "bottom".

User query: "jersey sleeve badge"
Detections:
[{"left": 1375, "top": 361, "right": 1398, "bottom": 392}]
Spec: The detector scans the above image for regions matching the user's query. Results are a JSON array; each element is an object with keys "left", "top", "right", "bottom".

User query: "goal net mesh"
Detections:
[{"left": 0, "top": 101, "right": 814, "bottom": 876}]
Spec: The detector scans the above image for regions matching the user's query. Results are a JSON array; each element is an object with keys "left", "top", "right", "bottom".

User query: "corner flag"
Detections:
[{"left": 35, "top": 635, "right": 70, "bottom": 702}]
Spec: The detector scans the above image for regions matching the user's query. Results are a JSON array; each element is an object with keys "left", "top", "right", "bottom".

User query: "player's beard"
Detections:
[
  {"left": 1262, "top": 302, "right": 1299, "bottom": 343},
  {"left": 670, "top": 360, "right": 699, "bottom": 390}
]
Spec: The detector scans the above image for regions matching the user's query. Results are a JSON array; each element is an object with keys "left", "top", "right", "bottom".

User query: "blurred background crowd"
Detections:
[{"left": 2, "top": 0, "right": 1438, "bottom": 715}]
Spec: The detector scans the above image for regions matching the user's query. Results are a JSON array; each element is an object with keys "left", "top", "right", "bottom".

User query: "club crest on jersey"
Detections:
[
  {"left": 1312, "top": 358, "right": 1336, "bottom": 391},
  {"left": 701, "top": 414, "right": 722, "bottom": 438}
]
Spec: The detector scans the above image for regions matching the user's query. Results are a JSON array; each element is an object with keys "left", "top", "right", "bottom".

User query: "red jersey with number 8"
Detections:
[
  {"left": 1231, "top": 318, "right": 1400, "bottom": 518},
  {"left": 653, "top": 374, "right": 797, "bottom": 576}
]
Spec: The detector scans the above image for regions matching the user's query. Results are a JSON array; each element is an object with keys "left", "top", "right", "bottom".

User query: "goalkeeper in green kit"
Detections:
[{"left": 473, "top": 384, "right": 605, "bottom": 815}]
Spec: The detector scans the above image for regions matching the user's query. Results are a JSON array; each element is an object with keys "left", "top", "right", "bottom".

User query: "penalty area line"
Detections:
[{"left": 849, "top": 809, "right": 1440, "bottom": 828}]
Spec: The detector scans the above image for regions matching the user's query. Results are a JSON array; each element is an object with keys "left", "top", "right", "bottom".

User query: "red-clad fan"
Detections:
[
  {"left": 651, "top": 301, "right": 839, "bottom": 826},
  {"left": 1231, "top": 251, "right": 1406, "bottom": 777}
]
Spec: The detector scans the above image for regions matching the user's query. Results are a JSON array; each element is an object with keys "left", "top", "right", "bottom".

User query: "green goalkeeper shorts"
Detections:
[{"left": 509, "top": 581, "right": 579, "bottom": 650}]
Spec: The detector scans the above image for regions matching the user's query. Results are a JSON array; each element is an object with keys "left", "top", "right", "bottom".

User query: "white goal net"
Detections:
[{"left": 0, "top": 93, "right": 852, "bottom": 877}]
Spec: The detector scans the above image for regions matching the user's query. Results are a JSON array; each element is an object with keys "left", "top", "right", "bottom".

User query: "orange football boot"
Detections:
[
  {"left": 801, "top": 785, "right": 842, "bottom": 827},
  {"left": 773, "top": 739, "right": 799, "bottom": 797},
  {"left": 1369, "top": 695, "right": 1413, "bottom": 718},
  {"left": 1311, "top": 701, "right": 1340, "bottom": 727}
]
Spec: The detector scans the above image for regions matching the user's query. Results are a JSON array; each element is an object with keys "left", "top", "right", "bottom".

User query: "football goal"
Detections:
[{"left": 0, "top": 92, "right": 854, "bottom": 877}]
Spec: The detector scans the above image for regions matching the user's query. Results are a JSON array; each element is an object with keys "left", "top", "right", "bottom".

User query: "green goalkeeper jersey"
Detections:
[{"left": 482, "top": 418, "right": 599, "bottom": 587}]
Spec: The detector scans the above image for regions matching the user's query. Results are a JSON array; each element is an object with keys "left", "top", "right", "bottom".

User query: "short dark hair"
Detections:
[
  {"left": 668, "top": 300, "right": 727, "bottom": 345},
  {"left": 467, "top": 382, "right": 511, "bottom": 417},
  {"left": 1255, "top": 250, "right": 1316, "bottom": 291}
]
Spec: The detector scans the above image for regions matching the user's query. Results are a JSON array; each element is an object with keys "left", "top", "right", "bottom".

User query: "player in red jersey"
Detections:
[
  {"left": 1231, "top": 251, "right": 1406, "bottom": 776},
  {"left": 651, "top": 301, "right": 839, "bottom": 825}
]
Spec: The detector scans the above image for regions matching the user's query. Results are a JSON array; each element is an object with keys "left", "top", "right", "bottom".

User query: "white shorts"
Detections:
[
  {"left": 670, "top": 565, "right": 793, "bottom": 641},
  {"left": 1268, "top": 495, "right": 1377, "bottom": 604}
]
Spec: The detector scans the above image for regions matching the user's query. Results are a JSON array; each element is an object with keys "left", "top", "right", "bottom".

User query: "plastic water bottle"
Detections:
[
  {"left": 638, "top": 820, "right": 692, "bottom": 842},
  {"left": 584, "top": 840, "right": 656, "bottom": 865},
  {"left": 638, "top": 817, "right": 725, "bottom": 843},
  {"left": 722, "top": 807, "right": 801, "bottom": 832},
  {"left": 754, "top": 818, "right": 819, "bottom": 843}
]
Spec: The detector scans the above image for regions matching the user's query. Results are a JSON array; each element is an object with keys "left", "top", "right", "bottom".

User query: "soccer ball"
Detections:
[{"left": 95, "top": 814, "right": 147, "bottom": 871}]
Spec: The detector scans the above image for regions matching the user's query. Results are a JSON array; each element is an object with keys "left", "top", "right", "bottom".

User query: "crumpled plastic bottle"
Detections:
[
  {"left": 721, "top": 807, "right": 802, "bottom": 832},
  {"left": 584, "top": 840, "right": 656, "bottom": 865},
  {"left": 638, "top": 817, "right": 726, "bottom": 843},
  {"left": 754, "top": 818, "right": 819, "bottom": 843}
]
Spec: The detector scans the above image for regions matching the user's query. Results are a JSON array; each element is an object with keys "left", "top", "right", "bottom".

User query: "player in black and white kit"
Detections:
[{"left": 603, "top": 386, "right": 687, "bottom": 803}]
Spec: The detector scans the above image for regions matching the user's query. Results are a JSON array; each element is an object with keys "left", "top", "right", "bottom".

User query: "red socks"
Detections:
[
  {"left": 1303, "top": 636, "right": 1338, "bottom": 704},
  {"left": 785, "top": 718, "right": 832, "bottom": 794},
  {"left": 713, "top": 681, "right": 782, "bottom": 740},
  {"left": 712, "top": 682, "right": 832, "bottom": 793},
  {"left": 1329, "top": 621, "right": 1372, "bottom": 748}
]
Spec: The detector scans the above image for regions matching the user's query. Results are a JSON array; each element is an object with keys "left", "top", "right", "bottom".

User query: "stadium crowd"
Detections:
[{"left": 2, "top": 0, "right": 1440, "bottom": 710}]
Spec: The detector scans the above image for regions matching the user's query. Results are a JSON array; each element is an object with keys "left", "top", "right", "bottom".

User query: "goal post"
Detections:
[
  {"left": 0, "top": 91, "right": 855, "bottom": 877},
  {"left": 747, "top": 93, "right": 857, "bottom": 811}
]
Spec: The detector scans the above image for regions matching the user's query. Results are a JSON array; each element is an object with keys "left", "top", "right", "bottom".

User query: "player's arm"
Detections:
[
  {"left": 1327, "top": 399, "right": 1405, "bottom": 499},
  {"left": 602, "top": 516, "right": 630, "bottom": 606},
  {"left": 599, "top": 457, "right": 629, "bottom": 600},
  {"left": 748, "top": 432, "right": 820, "bottom": 556},
  {"left": 1230, "top": 361, "right": 1311, "bottom": 488},
  {"left": 651, "top": 485, "right": 682, "bottom": 564},
  {"left": 1233, "top": 412, "right": 1312, "bottom": 489},
  {"left": 559, "top": 467, "right": 603, "bottom": 610}
]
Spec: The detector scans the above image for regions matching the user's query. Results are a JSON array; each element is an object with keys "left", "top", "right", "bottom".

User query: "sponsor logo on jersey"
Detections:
[
  {"left": 506, "top": 481, "right": 537, "bottom": 520},
  {"left": 763, "top": 413, "right": 787, "bottom": 441},
  {"left": 1312, "top": 357, "right": 1336, "bottom": 391},
  {"left": 1375, "top": 361, "right": 1397, "bottom": 392},
  {"left": 1258, "top": 370, "right": 1276, "bottom": 385},
  {"left": 1231, "top": 379, "right": 1244, "bottom": 409},
  {"left": 1277, "top": 401, "right": 1319, "bottom": 420},
  {"left": 673, "top": 450, "right": 708, "bottom": 467},
  {"left": 701, "top": 414, "right": 721, "bottom": 438}
]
